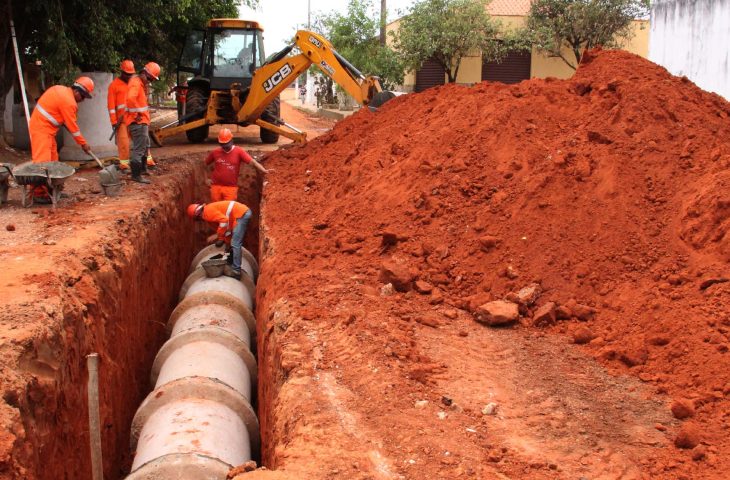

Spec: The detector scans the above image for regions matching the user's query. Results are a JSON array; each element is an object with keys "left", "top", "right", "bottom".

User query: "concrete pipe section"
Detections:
[{"left": 127, "top": 244, "right": 259, "bottom": 479}]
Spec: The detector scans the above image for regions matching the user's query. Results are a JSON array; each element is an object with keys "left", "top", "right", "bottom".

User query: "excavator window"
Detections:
[
  {"left": 211, "top": 29, "right": 259, "bottom": 82},
  {"left": 179, "top": 30, "right": 205, "bottom": 75}
]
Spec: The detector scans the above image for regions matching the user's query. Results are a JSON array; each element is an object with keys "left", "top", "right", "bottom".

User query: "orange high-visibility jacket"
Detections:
[
  {"left": 202, "top": 201, "right": 250, "bottom": 242},
  {"left": 125, "top": 76, "right": 150, "bottom": 125},
  {"left": 29, "top": 85, "right": 87, "bottom": 145},
  {"left": 107, "top": 77, "right": 129, "bottom": 126}
]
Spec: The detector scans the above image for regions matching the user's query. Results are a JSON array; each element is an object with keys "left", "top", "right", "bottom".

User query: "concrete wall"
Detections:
[
  {"left": 650, "top": 0, "right": 730, "bottom": 99},
  {"left": 60, "top": 72, "right": 117, "bottom": 160}
]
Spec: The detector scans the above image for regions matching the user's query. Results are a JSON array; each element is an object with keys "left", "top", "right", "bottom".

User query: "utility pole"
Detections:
[
  {"left": 380, "top": 0, "right": 386, "bottom": 45},
  {"left": 308, "top": 0, "right": 311, "bottom": 29}
]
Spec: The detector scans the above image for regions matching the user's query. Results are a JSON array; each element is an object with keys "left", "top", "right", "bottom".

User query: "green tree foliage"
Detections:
[
  {"left": 526, "top": 0, "right": 650, "bottom": 70},
  {"left": 393, "top": 0, "right": 507, "bottom": 84},
  {"left": 318, "top": 0, "right": 404, "bottom": 90}
]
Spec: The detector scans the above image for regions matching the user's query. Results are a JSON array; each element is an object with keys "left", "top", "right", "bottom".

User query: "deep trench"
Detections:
[{"left": 9, "top": 154, "right": 267, "bottom": 479}]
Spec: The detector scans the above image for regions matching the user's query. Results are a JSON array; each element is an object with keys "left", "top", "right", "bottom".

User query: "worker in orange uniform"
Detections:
[
  {"left": 126, "top": 62, "right": 161, "bottom": 183},
  {"left": 28, "top": 77, "right": 94, "bottom": 202},
  {"left": 29, "top": 77, "right": 94, "bottom": 162},
  {"left": 107, "top": 60, "right": 135, "bottom": 171},
  {"left": 187, "top": 201, "right": 253, "bottom": 279},
  {"left": 206, "top": 128, "right": 270, "bottom": 201}
]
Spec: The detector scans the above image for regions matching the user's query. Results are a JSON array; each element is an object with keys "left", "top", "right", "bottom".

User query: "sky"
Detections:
[{"left": 239, "top": 0, "right": 416, "bottom": 56}]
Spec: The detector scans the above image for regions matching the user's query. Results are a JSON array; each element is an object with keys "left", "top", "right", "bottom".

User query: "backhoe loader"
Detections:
[{"left": 151, "top": 19, "right": 395, "bottom": 146}]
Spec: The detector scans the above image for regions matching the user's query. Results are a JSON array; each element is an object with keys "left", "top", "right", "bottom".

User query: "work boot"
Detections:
[
  {"left": 140, "top": 169, "right": 151, "bottom": 176},
  {"left": 130, "top": 175, "right": 151, "bottom": 184},
  {"left": 223, "top": 265, "right": 241, "bottom": 280},
  {"left": 118, "top": 160, "right": 130, "bottom": 171},
  {"left": 146, "top": 154, "right": 156, "bottom": 169}
]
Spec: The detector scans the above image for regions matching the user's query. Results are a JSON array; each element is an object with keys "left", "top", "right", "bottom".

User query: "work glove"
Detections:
[{"left": 215, "top": 240, "right": 224, "bottom": 248}]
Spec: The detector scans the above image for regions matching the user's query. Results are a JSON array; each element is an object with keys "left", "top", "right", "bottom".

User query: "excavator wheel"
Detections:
[
  {"left": 259, "top": 96, "right": 280, "bottom": 144},
  {"left": 369, "top": 91, "right": 397, "bottom": 110},
  {"left": 185, "top": 86, "right": 210, "bottom": 143}
]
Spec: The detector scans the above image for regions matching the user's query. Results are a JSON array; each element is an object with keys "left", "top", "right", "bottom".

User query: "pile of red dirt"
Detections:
[{"left": 264, "top": 49, "right": 729, "bottom": 476}]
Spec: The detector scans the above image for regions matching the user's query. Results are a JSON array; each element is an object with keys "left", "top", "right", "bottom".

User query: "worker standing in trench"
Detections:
[
  {"left": 126, "top": 62, "right": 161, "bottom": 184},
  {"left": 205, "top": 128, "right": 270, "bottom": 201},
  {"left": 28, "top": 76, "right": 94, "bottom": 201},
  {"left": 107, "top": 60, "right": 135, "bottom": 171},
  {"left": 187, "top": 201, "right": 253, "bottom": 279}
]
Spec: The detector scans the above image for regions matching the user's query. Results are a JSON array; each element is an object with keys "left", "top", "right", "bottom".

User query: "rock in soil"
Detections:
[
  {"left": 533, "top": 302, "right": 557, "bottom": 326},
  {"left": 573, "top": 326, "right": 595, "bottom": 345},
  {"left": 5, "top": 224, "right": 15, "bottom": 231},
  {"left": 414, "top": 280, "right": 433, "bottom": 294},
  {"left": 474, "top": 300, "right": 520, "bottom": 326},
  {"left": 379, "top": 257, "right": 415, "bottom": 292},
  {"left": 671, "top": 399, "right": 696, "bottom": 419},
  {"left": 674, "top": 423, "right": 702, "bottom": 449}
]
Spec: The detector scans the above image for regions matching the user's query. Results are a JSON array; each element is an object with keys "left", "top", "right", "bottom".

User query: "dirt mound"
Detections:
[{"left": 265, "top": 49, "right": 729, "bottom": 477}]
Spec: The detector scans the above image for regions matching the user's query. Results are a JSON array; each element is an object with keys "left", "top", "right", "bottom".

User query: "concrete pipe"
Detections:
[
  {"left": 126, "top": 243, "right": 260, "bottom": 479},
  {"left": 179, "top": 267, "right": 256, "bottom": 306}
]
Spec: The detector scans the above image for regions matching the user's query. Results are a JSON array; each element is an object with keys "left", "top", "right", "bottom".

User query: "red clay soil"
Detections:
[{"left": 255, "top": 49, "right": 728, "bottom": 480}]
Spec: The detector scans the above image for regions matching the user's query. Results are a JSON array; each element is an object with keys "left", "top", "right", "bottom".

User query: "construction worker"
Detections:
[
  {"left": 126, "top": 61, "right": 161, "bottom": 183},
  {"left": 205, "top": 128, "right": 270, "bottom": 201},
  {"left": 187, "top": 201, "right": 253, "bottom": 279},
  {"left": 29, "top": 77, "right": 94, "bottom": 162},
  {"left": 108, "top": 60, "right": 134, "bottom": 171},
  {"left": 28, "top": 77, "right": 93, "bottom": 202}
]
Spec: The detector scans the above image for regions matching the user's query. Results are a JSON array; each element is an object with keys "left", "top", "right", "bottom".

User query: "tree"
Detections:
[
  {"left": 318, "top": 0, "right": 404, "bottom": 90},
  {"left": 526, "top": 0, "right": 650, "bottom": 70},
  {"left": 0, "top": 0, "right": 256, "bottom": 145},
  {"left": 393, "top": 0, "right": 507, "bottom": 84}
]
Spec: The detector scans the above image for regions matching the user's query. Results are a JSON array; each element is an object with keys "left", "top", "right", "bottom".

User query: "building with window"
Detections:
[{"left": 388, "top": 0, "right": 649, "bottom": 92}]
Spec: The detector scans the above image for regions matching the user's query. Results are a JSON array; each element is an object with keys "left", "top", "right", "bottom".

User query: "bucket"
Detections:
[
  {"left": 102, "top": 183, "right": 122, "bottom": 197},
  {"left": 202, "top": 258, "right": 227, "bottom": 278}
]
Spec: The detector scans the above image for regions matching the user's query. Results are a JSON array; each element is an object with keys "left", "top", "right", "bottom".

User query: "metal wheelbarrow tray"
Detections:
[
  {"left": 0, "top": 163, "right": 14, "bottom": 206},
  {"left": 12, "top": 161, "right": 76, "bottom": 208}
]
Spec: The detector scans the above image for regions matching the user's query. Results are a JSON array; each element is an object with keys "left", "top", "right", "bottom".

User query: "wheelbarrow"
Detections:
[
  {"left": 0, "top": 163, "right": 14, "bottom": 206},
  {"left": 12, "top": 161, "right": 76, "bottom": 208}
]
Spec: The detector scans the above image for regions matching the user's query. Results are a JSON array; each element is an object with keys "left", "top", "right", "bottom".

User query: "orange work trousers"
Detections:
[
  {"left": 116, "top": 122, "right": 130, "bottom": 160},
  {"left": 29, "top": 116, "right": 59, "bottom": 163},
  {"left": 210, "top": 185, "right": 238, "bottom": 202}
]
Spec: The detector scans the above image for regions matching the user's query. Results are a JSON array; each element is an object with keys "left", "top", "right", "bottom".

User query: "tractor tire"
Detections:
[
  {"left": 259, "top": 96, "right": 280, "bottom": 144},
  {"left": 185, "top": 87, "right": 210, "bottom": 143}
]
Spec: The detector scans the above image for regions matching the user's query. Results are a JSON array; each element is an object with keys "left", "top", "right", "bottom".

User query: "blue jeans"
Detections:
[{"left": 231, "top": 209, "right": 252, "bottom": 274}]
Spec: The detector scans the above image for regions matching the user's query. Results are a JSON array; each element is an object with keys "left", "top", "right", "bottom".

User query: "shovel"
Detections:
[{"left": 87, "top": 150, "right": 105, "bottom": 169}]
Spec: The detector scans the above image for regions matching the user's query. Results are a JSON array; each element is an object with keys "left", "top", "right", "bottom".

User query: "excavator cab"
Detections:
[{"left": 175, "top": 19, "right": 280, "bottom": 144}]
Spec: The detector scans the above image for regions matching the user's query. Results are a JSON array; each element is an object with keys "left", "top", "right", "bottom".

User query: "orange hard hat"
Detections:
[
  {"left": 120, "top": 59, "right": 135, "bottom": 74},
  {"left": 218, "top": 128, "right": 233, "bottom": 144},
  {"left": 187, "top": 203, "right": 204, "bottom": 219},
  {"left": 73, "top": 76, "right": 95, "bottom": 98},
  {"left": 144, "top": 62, "right": 161, "bottom": 81}
]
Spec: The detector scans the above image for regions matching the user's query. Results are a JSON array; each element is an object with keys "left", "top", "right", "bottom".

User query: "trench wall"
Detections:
[{"left": 0, "top": 157, "right": 207, "bottom": 479}]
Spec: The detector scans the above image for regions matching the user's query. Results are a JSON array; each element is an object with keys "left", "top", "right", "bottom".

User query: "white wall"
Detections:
[
  {"left": 650, "top": 0, "right": 730, "bottom": 99},
  {"left": 3, "top": 88, "right": 13, "bottom": 135}
]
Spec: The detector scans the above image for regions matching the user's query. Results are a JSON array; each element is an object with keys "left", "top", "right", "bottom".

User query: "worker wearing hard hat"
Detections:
[
  {"left": 29, "top": 76, "right": 94, "bottom": 162},
  {"left": 107, "top": 60, "right": 135, "bottom": 171},
  {"left": 187, "top": 201, "right": 253, "bottom": 279},
  {"left": 126, "top": 61, "right": 161, "bottom": 184},
  {"left": 205, "top": 128, "right": 270, "bottom": 202}
]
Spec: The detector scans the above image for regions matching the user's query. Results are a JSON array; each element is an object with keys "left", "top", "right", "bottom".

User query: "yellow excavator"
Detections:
[{"left": 151, "top": 19, "right": 395, "bottom": 146}]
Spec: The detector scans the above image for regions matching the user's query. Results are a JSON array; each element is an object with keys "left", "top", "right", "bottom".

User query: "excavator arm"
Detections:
[{"left": 237, "top": 30, "right": 383, "bottom": 129}]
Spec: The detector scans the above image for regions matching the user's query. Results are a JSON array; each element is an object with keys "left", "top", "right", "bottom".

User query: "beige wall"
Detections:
[
  {"left": 393, "top": 16, "right": 650, "bottom": 89},
  {"left": 531, "top": 20, "right": 650, "bottom": 79}
]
